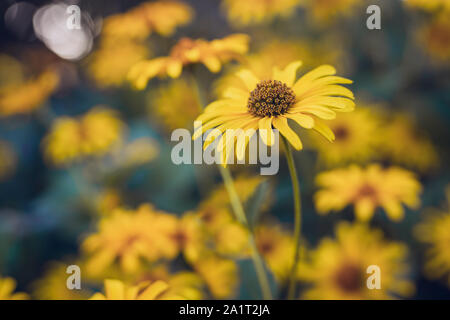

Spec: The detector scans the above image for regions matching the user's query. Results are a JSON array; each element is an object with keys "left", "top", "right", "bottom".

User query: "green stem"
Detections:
[
  {"left": 218, "top": 166, "right": 272, "bottom": 300},
  {"left": 281, "top": 136, "right": 302, "bottom": 300}
]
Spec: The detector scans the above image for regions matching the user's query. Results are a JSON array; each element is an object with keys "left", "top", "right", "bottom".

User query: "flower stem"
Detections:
[
  {"left": 281, "top": 136, "right": 302, "bottom": 300},
  {"left": 218, "top": 165, "right": 272, "bottom": 300}
]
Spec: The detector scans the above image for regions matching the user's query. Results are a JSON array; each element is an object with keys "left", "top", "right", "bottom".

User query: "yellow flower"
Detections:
[
  {"left": 171, "top": 213, "right": 208, "bottom": 263},
  {"left": 417, "top": 13, "right": 450, "bottom": 62},
  {"left": 194, "top": 256, "right": 238, "bottom": 299},
  {"left": 102, "top": 1, "right": 193, "bottom": 41},
  {"left": 0, "top": 70, "right": 58, "bottom": 117},
  {"left": 415, "top": 186, "right": 450, "bottom": 286},
  {"left": 43, "top": 107, "right": 124, "bottom": 166},
  {"left": 255, "top": 224, "right": 295, "bottom": 281},
  {"left": 308, "top": 108, "right": 382, "bottom": 166},
  {"left": 0, "top": 140, "right": 16, "bottom": 181},
  {"left": 222, "top": 0, "right": 302, "bottom": 26},
  {"left": 82, "top": 204, "right": 179, "bottom": 275},
  {"left": 148, "top": 78, "right": 202, "bottom": 131},
  {"left": 193, "top": 61, "right": 354, "bottom": 164},
  {"left": 0, "top": 276, "right": 29, "bottom": 300},
  {"left": 315, "top": 164, "right": 422, "bottom": 221},
  {"left": 299, "top": 222, "right": 414, "bottom": 299},
  {"left": 128, "top": 34, "right": 250, "bottom": 89},
  {"left": 90, "top": 279, "right": 184, "bottom": 300},
  {"left": 87, "top": 41, "right": 150, "bottom": 88},
  {"left": 214, "top": 39, "right": 342, "bottom": 97},
  {"left": 380, "top": 114, "right": 438, "bottom": 172},
  {"left": 405, "top": 0, "right": 450, "bottom": 12},
  {"left": 214, "top": 222, "right": 249, "bottom": 256},
  {"left": 305, "top": 0, "right": 361, "bottom": 24}
]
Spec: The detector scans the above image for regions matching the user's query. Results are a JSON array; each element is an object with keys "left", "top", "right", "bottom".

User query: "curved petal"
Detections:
[
  {"left": 313, "top": 119, "right": 335, "bottom": 142},
  {"left": 287, "top": 113, "right": 315, "bottom": 129},
  {"left": 292, "top": 65, "right": 336, "bottom": 94},
  {"left": 258, "top": 117, "right": 274, "bottom": 146},
  {"left": 272, "top": 117, "right": 302, "bottom": 150},
  {"left": 236, "top": 69, "right": 260, "bottom": 91},
  {"left": 272, "top": 61, "right": 302, "bottom": 87},
  {"left": 138, "top": 281, "right": 169, "bottom": 300}
]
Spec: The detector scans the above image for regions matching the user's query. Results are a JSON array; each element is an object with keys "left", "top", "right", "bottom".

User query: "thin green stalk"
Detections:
[
  {"left": 281, "top": 136, "right": 302, "bottom": 300},
  {"left": 218, "top": 166, "right": 272, "bottom": 300}
]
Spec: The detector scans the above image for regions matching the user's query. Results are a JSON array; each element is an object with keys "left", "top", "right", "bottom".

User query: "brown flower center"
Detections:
[
  {"left": 333, "top": 126, "right": 349, "bottom": 141},
  {"left": 247, "top": 80, "right": 296, "bottom": 117},
  {"left": 334, "top": 263, "right": 364, "bottom": 293}
]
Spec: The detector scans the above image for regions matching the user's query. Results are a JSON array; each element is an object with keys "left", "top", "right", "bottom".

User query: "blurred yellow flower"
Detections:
[
  {"left": 87, "top": 41, "right": 150, "bottom": 88},
  {"left": 82, "top": 204, "right": 179, "bottom": 275},
  {"left": 415, "top": 186, "right": 450, "bottom": 286},
  {"left": 417, "top": 13, "right": 450, "bottom": 62},
  {"left": 193, "top": 61, "right": 354, "bottom": 164},
  {"left": 255, "top": 224, "right": 295, "bottom": 281},
  {"left": 0, "top": 140, "right": 16, "bottom": 181},
  {"left": 0, "top": 70, "right": 58, "bottom": 117},
  {"left": 315, "top": 164, "right": 422, "bottom": 221},
  {"left": 0, "top": 276, "right": 29, "bottom": 300},
  {"left": 43, "top": 107, "right": 124, "bottom": 166},
  {"left": 96, "top": 188, "right": 123, "bottom": 215},
  {"left": 305, "top": 0, "right": 361, "bottom": 24},
  {"left": 405, "top": 0, "right": 450, "bottom": 12},
  {"left": 194, "top": 256, "right": 238, "bottom": 299},
  {"left": 380, "top": 114, "right": 438, "bottom": 172},
  {"left": 214, "top": 39, "right": 343, "bottom": 97},
  {"left": 308, "top": 108, "right": 382, "bottom": 166},
  {"left": 128, "top": 34, "right": 250, "bottom": 89},
  {"left": 90, "top": 279, "right": 184, "bottom": 300},
  {"left": 171, "top": 213, "right": 208, "bottom": 263},
  {"left": 222, "top": 0, "right": 302, "bottom": 26},
  {"left": 214, "top": 222, "right": 249, "bottom": 256},
  {"left": 299, "top": 222, "right": 414, "bottom": 299},
  {"left": 102, "top": 1, "right": 193, "bottom": 40},
  {"left": 149, "top": 78, "right": 202, "bottom": 131}
]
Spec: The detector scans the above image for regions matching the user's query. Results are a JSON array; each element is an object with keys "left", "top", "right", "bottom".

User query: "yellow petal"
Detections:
[
  {"left": 104, "top": 279, "right": 126, "bottom": 300},
  {"left": 272, "top": 117, "right": 302, "bottom": 150},
  {"left": 138, "top": 281, "right": 169, "bottom": 300},
  {"left": 272, "top": 60, "right": 302, "bottom": 87},
  {"left": 258, "top": 117, "right": 274, "bottom": 146},
  {"left": 292, "top": 65, "right": 336, "bottom": 93},
  {"left": 313, "top": 120, "right": 335, "bottom": 142},
  {"left": 236, "top": 69, "right": 260, "bottom": 91},
  {"left": 287, "top": 113, "right": 315, "bottom": 128},
  {"left": 167, "top": 61, "right": 183, "bottom": 78}
]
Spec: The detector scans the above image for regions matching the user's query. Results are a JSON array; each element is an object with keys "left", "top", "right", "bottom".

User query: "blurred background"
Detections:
[{"left": 0, "top": 0, "right": 449, "bottom": 300}]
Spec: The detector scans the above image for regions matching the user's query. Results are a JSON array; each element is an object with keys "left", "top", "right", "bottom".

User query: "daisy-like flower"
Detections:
[
  {"left": 90, "top": 279, "right": 184, "bottom": 300},
  {"left": 299, "top": 222, "right": 414, "bottom": 300},
  {"left": 404, "top": 0, "right": 450, "bottom": 12},
  {"left": 417, "top": 13, "right": 450, "bottom": 62},
  {"left": 102, "top": 1, "right": 193, "bottom": 41},
  {"left": 0, "top": 70, "right": 58, "bottom": 117},
  {"left": 0, "top": 276, "right": 29, "bottom": 300},
  {"left": 43, "top": 107, "right": 124, "bottom": 166},
  {"left": 128, "top": 34, "right": 250, "bottom": 89},
  {"left": 148, "top": 78, "right": 202, "bottom": 131},
  {"left": 380, "top": 114, "right": 438, "bottom": 172},
  {"left": 82, "top": 204, "right": 179, "bottom": 275},
  {"left": 193, "top": 61, "right": 354, "bottom": 164},
  {"left": 308, "top": 108, "right": 382, "bottom": 166},
  {"left": 222, "top": 0, "right": 302, "bottom": 26},
  {"left": 305, "top": 0, "right": 361, "bottom": 24},
  {"left": 0, "top": 140, "right": 16, "bottom": 181},
  {"left": 415, "top": 186, "right": 450, "bottom": 286},
  {"left": 315, "top": 164, "right": 422, "bottom": 221}
]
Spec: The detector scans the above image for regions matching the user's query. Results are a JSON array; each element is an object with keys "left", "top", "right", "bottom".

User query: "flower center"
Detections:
[
  {"left": 334, "top": 263, "right": 364, "bottom": 293},
  {"left": 247, "top": 80, "right": 296, "bottom": 118}
]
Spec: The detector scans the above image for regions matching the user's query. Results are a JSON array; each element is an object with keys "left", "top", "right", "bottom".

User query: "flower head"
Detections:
[
  {"left": 417, "top": 13, "right": 450, "bottom": 62},
  {"left": 315, "top": 164, "right": 422, "bottom": 221},
  {"left": 299, "top": 222, "right": 414, "bottom": 299},
  {"left": 43, "top": 107, "right": 124, "bottom": 166},
  {"left": 193, "top": 61, "right": 354, "bottom": 164},
  {"left": 128, "top": 34, "right": 249, "bottom": 89}
]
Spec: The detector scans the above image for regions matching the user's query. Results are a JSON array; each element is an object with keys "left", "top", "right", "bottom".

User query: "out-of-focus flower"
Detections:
[
  {"left": 102, "top": 1, "right": 193, "bottom": 41},
  {"left": 0, "top": 70, "right": 58, "bottom": 117},
  {"left": 82, "top": 204, "right": 179, "bottom": 275},
  {"left": 90, "top": 279, "right": 184, "bottom": 300},
  {"left": 87, "top": 41, "right": 150, "bottom": 88},
  {"left": 194, "top": 256, "right": 238, "bottom": 299},
  {"left": 32, "top": 262, "right": 92, "bottom": 300},
  {"left": 380, "top": 115, "right": 439, "bottom": 172},
  {"left": 43, "top": 107, "right": 124, "bottom": 166},
  {"left": 193, "top": 61, "right": 354, "bottom": 164},
  {"left": 214, "top": 39, "right": 343, "bottom": 97},
  {"left": 417, "top": 13, "right": 450, "bottom": 62},
  {"left": 222, "top": 0, "right": 302, "bottom": 26},
  {"left": 304, "top": 0, "right": 361, "bottom": 24},
  {"left": 0, "top": 276, "right": 29, "bottom": 300},
  {"left": 128, "top": 34, "right": 250, "bottom": 89},
  {"left": 299, "top": 222, "right": 414, "bottom": 299},
  {"left": 148, "top": 78, "right": 202, "bottom": 131},
  {"left": 315, "top": 164, "right": 422, "bottom": 221},
  {"left": 405, "top": 0, "right": 450, "bottom": 12},
  {"left": 308, "top": 108, "right": 382, "bottom": 166},
  {"left": 214, "top": 222, "right": 249, "bottom": 256},
  {"left": 0, "top": 141, "right": 17, "bottom": 181},
  {"left": 171, "top": 213, "right": 208, "bottom": 263},
  {"left": 113, "top": 137, "right": 160, "bottom": 167},
  {"left": 255, "top": 224, "right": 295, "bottom": 281},
  {"left": 415, "top": 186, "right": 450, "bottom": 287}
]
